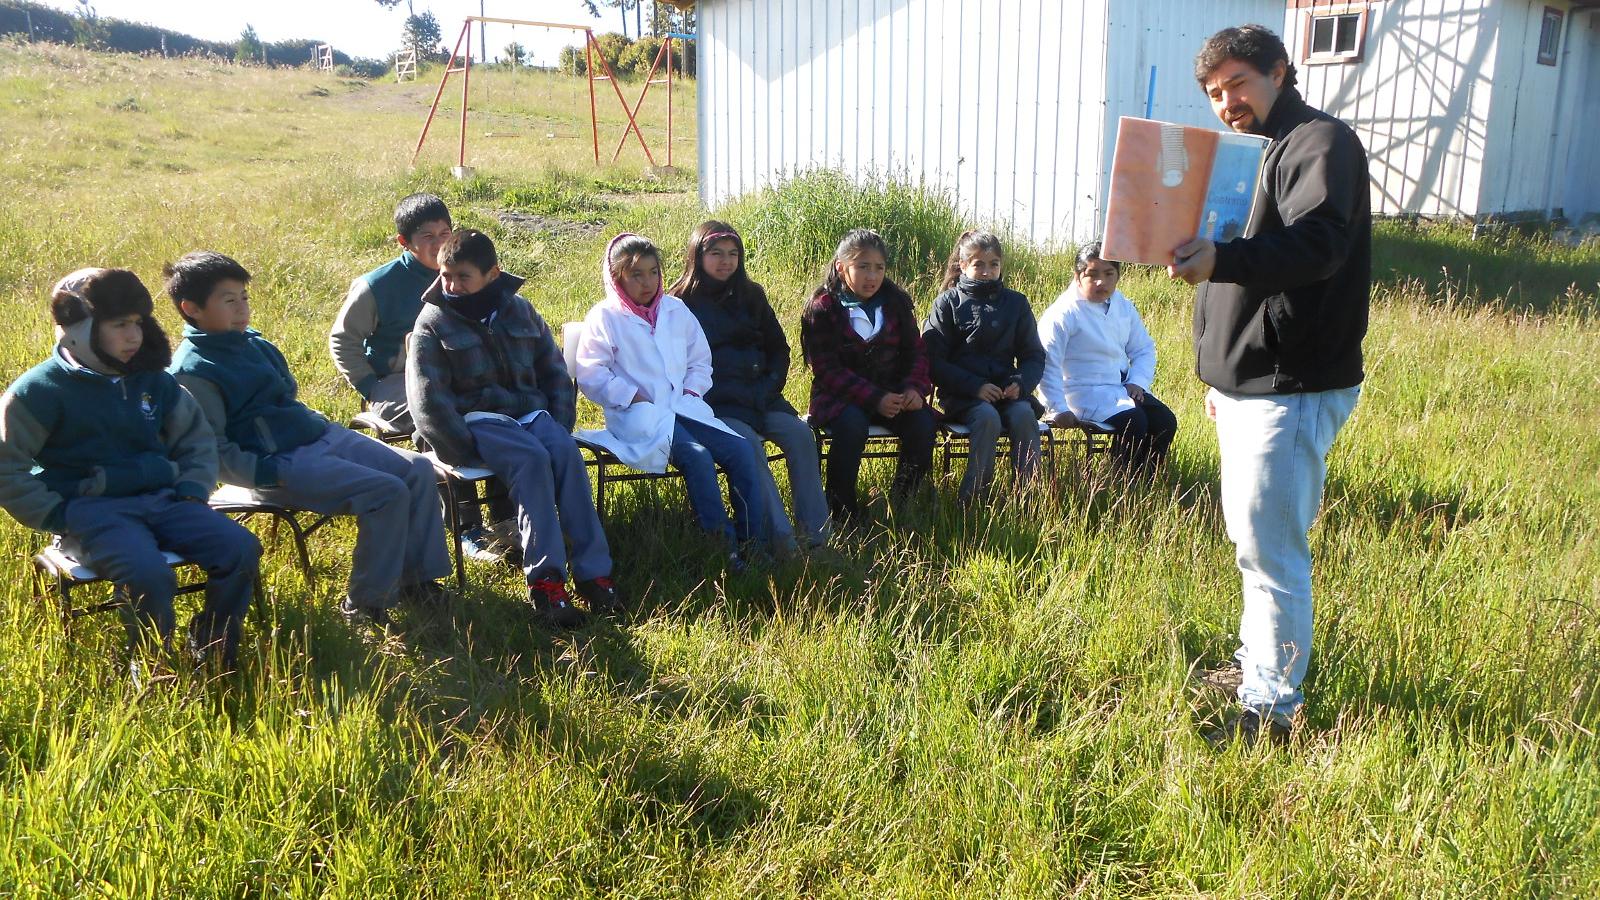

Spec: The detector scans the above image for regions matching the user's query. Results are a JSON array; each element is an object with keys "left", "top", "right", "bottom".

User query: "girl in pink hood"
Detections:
[{"left": 571, "top": 234, "right": 770, "bottom": 569}]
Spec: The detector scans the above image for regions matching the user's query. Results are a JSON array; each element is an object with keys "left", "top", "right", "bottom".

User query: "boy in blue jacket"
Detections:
[
  {"left": 167, "top": 251, "right": 451, "bottom": 626},
  {"left": 0, "top": 268, "right": 261, "bottom": 669}
]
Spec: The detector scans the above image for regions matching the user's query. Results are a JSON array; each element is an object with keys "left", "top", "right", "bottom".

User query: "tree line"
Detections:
[{"left": 0, "top": 1, "right": 391, "bottom": 77}]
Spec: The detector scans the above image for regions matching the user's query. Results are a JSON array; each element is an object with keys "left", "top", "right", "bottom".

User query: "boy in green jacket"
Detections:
[
  {"left": 0, "top": 268, "right": 261, "bottom": 669},
  {"left": 168, "top": 251, "right": 450, "bottom": 626}
]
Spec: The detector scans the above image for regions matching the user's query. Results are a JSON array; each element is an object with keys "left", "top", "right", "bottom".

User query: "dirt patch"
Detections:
[
  {"left": 492, "top": 209, "right": 604, "bottom": 239},
  {"left": 597, "top": 190, "right": 695, "bottom": 205}
]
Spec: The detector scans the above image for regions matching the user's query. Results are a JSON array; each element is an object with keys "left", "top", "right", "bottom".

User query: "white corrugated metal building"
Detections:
[
  {"left": 1288, "top": 0, "right": 1599, "bottom": 222},
  {"left": 695, "top": 0, "right": 1281, "bottom": 247},
  {"left": 694, "top": 0, "right": 1600, "bottom": 245}
]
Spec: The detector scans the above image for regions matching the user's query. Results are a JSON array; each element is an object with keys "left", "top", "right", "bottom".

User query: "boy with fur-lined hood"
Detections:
[{"left": 0, "top": 268, "right": 260, "bottom": 669}]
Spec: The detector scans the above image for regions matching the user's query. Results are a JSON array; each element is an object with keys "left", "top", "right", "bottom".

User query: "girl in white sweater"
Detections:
[{"left": 1037, "top": 242, "right": 1178, "bottom": 475}]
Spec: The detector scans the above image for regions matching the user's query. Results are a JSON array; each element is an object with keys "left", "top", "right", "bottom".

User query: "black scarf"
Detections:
[
  {"left": 956, "top": 275, "right": 1003, "bottom": 300},
  {"left": 442, "top": 282, "right": 503, "bottom": 324}
]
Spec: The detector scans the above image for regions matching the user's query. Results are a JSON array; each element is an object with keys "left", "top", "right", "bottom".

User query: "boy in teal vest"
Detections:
[
  {"left": 330, "top": 193, "right": 450, "bottom": 432},
  {"left": 0, "top": 268, "right": 261, "bottom": 671},
  {"left": 331, "top": 193, "right": 511, "bottom": 563},
  {"left": 168, "top": 251, "right": 451, "bottom": 626}
]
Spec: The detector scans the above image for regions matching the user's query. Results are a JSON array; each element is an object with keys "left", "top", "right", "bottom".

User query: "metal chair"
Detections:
[
  {"left": 802, "top": 413, "right": 901, "bottom": 465},
  {"left": 937, "top": 419, "right": 1114, "bottom": 482},
  {"left": 346, "top": 407, "right": 413, "bottom": 446},
  {"left": 209, "top": 484, "right": 333, "bottom": 587},
  {"left": 32, "top": 541, "right": 265, "bottom": 639},
  {"left": 421, "top": 452, "right": 502, "bottom": 589}
]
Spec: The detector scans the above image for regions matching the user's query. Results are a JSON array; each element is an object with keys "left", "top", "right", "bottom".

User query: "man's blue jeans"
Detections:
[{"left": 1211, "top": 385, "right": 1361, "bottom": 724}]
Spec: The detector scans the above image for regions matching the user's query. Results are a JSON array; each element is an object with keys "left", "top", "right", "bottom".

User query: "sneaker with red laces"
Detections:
[
  {"left": 575, "top": 575, "right": 625, "bottom": 616},
  {"left": 528, "top": 579, "right": 588, "bottom": 630}
]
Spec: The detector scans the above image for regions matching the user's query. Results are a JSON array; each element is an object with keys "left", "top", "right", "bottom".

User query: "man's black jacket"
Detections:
[{"left": 1195, "top": 85, "right": 1370, "bottom": 394}]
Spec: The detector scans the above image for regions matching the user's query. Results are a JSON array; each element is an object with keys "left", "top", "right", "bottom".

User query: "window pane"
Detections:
[
  {"left": 1335, "top": 15, "right": 1360, "bottom": 54},
  {"left": 1311, "top": 18, "right": 1334, "bottom": 55},
  {"left": 1540, "top": 14, "right": 1560, "bottom": 57}
]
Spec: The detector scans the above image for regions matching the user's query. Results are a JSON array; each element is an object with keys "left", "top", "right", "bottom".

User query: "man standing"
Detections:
[{"left": 1170, "top": 25, "right": 1370, "bottom": 745}]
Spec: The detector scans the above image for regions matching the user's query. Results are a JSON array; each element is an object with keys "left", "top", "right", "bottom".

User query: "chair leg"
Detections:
[
  {"left": 280, "top": 511, "right": 316, "bottom": 589},
  {"left": 446, "top": 477, "right": 466, "bottom": 590},
  {"left": 250, "top": 573, "right": 267, "bottom": 623},
  {"left": 57, "top": 575, "right": 73, "bottom": 638}
]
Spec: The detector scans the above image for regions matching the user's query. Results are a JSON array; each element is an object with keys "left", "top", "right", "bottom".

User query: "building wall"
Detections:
[
  {"left": 1478, "top": 0, "right": 1571, "bottom": 215},
  {"left": 697, "top": 0, "right": 1277, "bottom": 246},
  {"left": 697, "top": 0, "right": 1114, "bottom": 246},
  {"left": 1102, "top": 0, "right": 1287, "bottom": 223},
  {"left": 1287, "top": 0, "right": 1502, "bottom": 218},
  {"left": 696, "top": 0, "right": 1589, "bottom": 235},
  {"left": 1546, "top": 6, "right": 1600, "bottom": 221}
]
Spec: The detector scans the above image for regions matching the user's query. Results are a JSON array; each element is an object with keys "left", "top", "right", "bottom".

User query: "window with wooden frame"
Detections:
[
  {"left": 1537, "top": 6, "right": 1563, "bottom": 66},
  {"left": 1303, "top": 6, "right": 1368, "bottom": 64}
]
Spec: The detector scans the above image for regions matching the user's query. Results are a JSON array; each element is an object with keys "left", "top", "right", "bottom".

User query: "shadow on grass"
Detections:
[
  {"left": 213, "top": 430, "right": 1510, "bottom": 786},
  {"left": 221, "top": 567, "right": 771, "bottom": 853},
  {"left": 1373, "top": 221, "right": 1600, "bottom": 314}
]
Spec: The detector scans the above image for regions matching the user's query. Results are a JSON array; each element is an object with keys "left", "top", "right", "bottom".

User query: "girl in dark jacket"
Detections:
[
  {"left": 922, "top": 230, "right": 1046, "bottom": 503},
  {"left": 672, "top": 221, "right": 830, "bottom": 551},
  {"left": 799, "top": 229, "right": 934, "bottom": 524}
]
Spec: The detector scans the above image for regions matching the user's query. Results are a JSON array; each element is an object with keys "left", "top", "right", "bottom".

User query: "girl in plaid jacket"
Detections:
[{"left": 799, "top": 229, "right": 934, "bottom": 525}]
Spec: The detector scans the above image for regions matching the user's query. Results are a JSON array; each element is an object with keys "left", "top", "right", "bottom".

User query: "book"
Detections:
[{"left": 1101, "top": 117, "right": 1269, "bottom": 266}]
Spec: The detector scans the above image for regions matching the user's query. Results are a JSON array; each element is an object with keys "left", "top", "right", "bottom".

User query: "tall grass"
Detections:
[{"left": 0, "top": 41, "right": 1597, "bottom": 896}]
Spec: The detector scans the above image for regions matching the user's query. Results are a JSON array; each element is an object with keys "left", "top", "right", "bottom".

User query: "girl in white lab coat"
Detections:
[
  {"left": 1036, "top": 241, "right": 1178, "bottom": 474},
  {"left": 573, "top": 233, "right": 769, "bottom": 564}
]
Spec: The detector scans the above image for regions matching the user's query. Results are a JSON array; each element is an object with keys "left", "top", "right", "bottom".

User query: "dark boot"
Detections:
[{"left": 529, "top": 579, "right": 588, "bottom": 630}]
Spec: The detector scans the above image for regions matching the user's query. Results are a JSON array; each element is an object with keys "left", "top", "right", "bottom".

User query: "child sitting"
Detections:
[
  {"left": 408, "top": 230, "right": 618, "bottom": 629},
  {"left": 922, "top": 230, "right": 1047, "bottom": 504},
  {"left": 670, "top": 220, "right": 830, "bottom": 553},
  {"left": 166, "top": 251, "right": 452, "bottom": 627},
  {"left": 331, "top": 193, "right": 510, "bottom": 564},
  {"left": 330, "top": 192, "right": 452, "bottom": 432},
  {"left": 573, "top": 233, "right": 769, "bottom": 569},
  {"left": 799, "top": 229, "right": 935, "bottom": 524},
  {"left": 0, "top": 268, "right": 261, "bottom": 671},
  {"left": 1037, "top": 241, "right": 1178, "bottom": 475}
]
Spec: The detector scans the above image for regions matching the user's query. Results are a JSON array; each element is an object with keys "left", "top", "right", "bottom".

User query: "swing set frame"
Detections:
[{"left": 411, "top": 16, "right": 690, "bottom": 171}]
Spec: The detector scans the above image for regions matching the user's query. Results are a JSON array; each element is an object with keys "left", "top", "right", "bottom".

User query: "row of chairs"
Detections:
[
  {"left": 33, "top": 414, "right": 1111, "bottom": 633},
  {"left": 31, "top": 321, "right": 1113, "bottom": 633}
]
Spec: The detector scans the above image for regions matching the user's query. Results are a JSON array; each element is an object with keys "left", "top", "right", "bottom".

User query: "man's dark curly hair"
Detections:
[{"left": 1195, "top": 24, "right": 1297, "bottom": 90}]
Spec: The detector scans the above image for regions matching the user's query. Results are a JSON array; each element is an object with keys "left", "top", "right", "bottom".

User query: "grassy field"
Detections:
[{"left": 1, "top": 40, "right": 1598, "bottom": 897}]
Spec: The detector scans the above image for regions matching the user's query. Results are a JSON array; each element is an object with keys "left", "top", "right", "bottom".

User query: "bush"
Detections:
[
  {"left": 557, "top": 45, "right": 586, "bottom": 76},
  {"left": 342, "top": 57, "right": 389, "bottom": 79},
  {"left": 592, "top": 31, "right": 630, "bottom": 76},
  {"left": 721, "top": 170, "right": 971, "bottom": 298}
]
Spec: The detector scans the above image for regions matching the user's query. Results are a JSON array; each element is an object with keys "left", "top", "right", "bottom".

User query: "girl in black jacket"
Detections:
[
  {"left": 921, "top": 230, "right": 1046, "bottom": 503},
  {"left": 671, "top": 221, "right": 830, "bottom": 550}
]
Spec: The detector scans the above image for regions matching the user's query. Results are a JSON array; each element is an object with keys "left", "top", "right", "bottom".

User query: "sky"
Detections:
[{"left": 38, "top": 1, "right": 646, "bottom": 65}]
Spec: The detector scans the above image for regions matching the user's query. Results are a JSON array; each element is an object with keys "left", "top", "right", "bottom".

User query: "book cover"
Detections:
[{"left": 1101, "top": 117, "right": 1269, "bottom": 266}]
